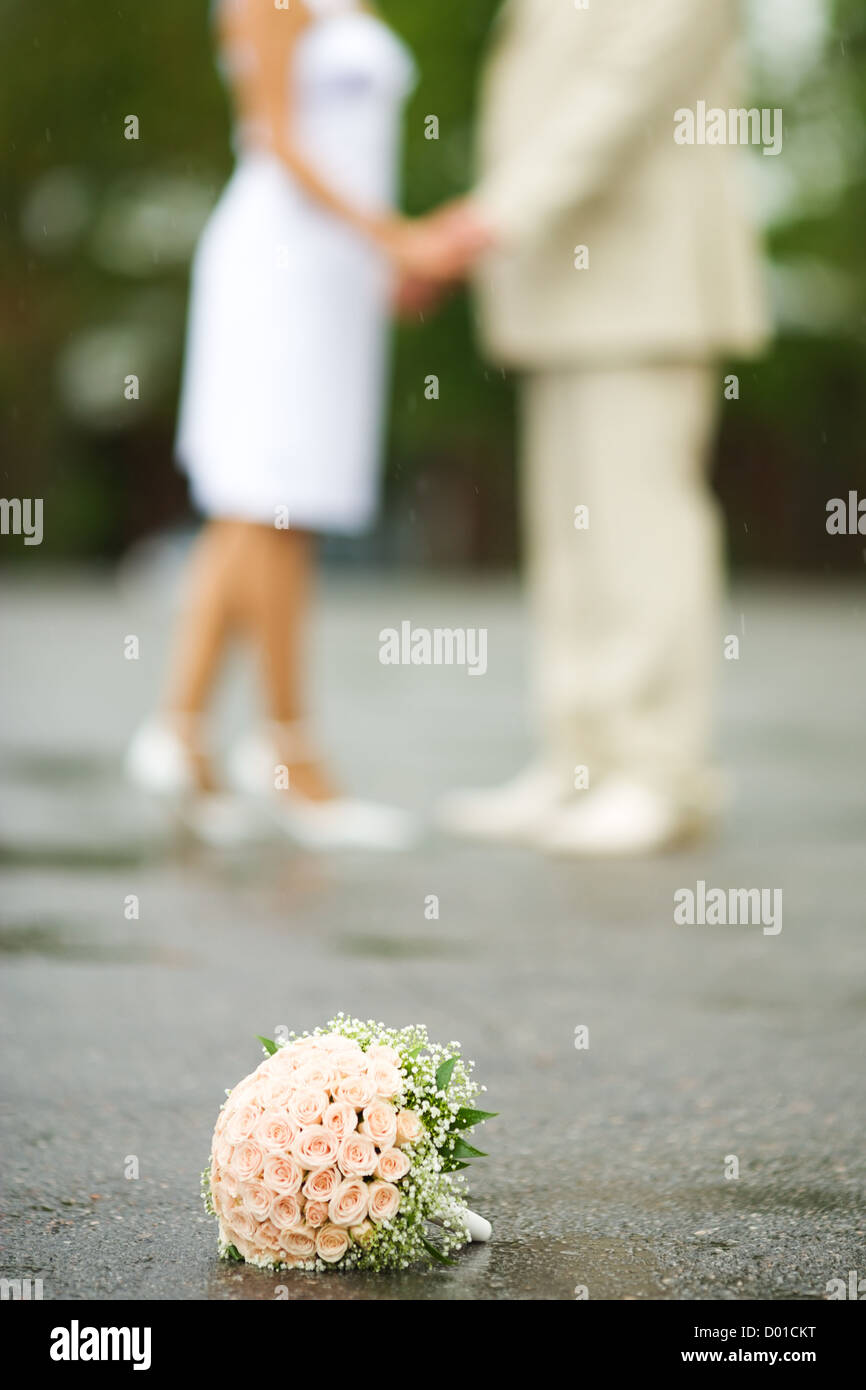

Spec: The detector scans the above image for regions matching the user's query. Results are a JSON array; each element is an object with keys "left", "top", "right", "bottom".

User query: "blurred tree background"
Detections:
[{"left": 1, "top": 0, "right": 864, "bottom": 569}]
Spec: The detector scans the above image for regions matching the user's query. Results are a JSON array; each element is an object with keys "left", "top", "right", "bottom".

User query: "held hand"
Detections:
[
  {"left": 376, "top": 201, "right": 497, "bottom": 283},
  {"left": 375, "top": 218, "right": 454, "bottom": 281},
  {"left": 392, "top": 271, "right": 449, "bottom": 319},
  {"left": 421, "top": 198, "right": 498, "bottom": 279}
]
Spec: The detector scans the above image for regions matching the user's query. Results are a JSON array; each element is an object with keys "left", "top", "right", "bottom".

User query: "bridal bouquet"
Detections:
[{"left": 202, "top": 1014, "right": 494, "bottom": 1271}]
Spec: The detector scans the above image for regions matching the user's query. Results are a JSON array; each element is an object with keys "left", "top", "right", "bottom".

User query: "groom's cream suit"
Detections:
[{"left": 470, "top": 0, "right": 770, "bottom": 805}]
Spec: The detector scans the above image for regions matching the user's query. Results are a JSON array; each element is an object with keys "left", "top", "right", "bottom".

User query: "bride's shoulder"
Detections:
[{"left": 215, "top": 0, "right": 313, "bottom": 43}]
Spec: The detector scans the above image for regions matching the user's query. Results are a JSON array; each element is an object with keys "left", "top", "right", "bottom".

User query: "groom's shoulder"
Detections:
[{"left": 496, "top": 0, "right": 625, "bottom": 49}]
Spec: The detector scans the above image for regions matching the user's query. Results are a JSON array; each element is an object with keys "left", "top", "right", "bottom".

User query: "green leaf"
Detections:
[
  {"left": 256, "top": 1035, "right": 279, "bottom": 1056},
  {"left": 441, "top": 1159, "right": 471, "bottom": 1172},
  {"left": 404, "top": 1044, "right": 425, "bottom": 1060},
  {"left": 224, "top": 1244, "right": 243, "bottom": 1262},
  {"left": 420, "top": 1236, "right": 457, "bottom": 1266},
  {"left": 450, "top": 1136, "right": 487, "bottom": 1160},
  {"left": 435, "top": 1056, "right": 457, "bottom": 1091},
  {"left": 452, "top": 1107, "right": 498, "bottom": 1130}
]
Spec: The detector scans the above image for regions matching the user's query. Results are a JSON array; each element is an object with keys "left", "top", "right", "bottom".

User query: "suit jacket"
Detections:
[{"left": 471, "top": 0, "right": 771, "bottom": 367}]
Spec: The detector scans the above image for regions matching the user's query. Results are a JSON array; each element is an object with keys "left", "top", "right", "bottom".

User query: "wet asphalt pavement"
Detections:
[{"left": 1, "top": 571, "right": 864, "bottom": 1300}]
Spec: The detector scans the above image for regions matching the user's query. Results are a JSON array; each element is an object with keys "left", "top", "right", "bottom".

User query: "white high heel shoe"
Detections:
[
  {"left": 125, "top": 716, "right": 256, "bottom": 847},
  {"left": 227, "top": 721, "right": 418, "bottom": 852}
]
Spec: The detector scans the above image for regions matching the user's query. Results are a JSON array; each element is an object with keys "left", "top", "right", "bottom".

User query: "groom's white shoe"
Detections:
[
  {"left": 435, "top": 760, "right": 570, "bottom": 844},
  {"left": 538, "top": 776, "right": 706, "bottom": 857}
]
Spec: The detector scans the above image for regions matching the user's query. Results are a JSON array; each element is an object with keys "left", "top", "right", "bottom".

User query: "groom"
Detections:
[{"left": 410, "top": 0, "right": 769, "bottom": 854}]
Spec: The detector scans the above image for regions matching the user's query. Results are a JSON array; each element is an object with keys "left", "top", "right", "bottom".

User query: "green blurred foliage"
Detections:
[{"left": 0, "top": 0, "right": 864, "bottom": 569}]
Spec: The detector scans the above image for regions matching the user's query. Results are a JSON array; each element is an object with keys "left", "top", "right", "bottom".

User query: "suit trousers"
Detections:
[{"left": 520, "top": 362, "right": 723, "bottom": 806}]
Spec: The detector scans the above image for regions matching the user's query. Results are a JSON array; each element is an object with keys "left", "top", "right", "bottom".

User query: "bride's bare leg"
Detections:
[
  {"left": 161, "top": 519, "right": 336, "bottom": 800},
  {"left": 162, "top": 519, "right": 247, "bottom": 791},
  {"left": 236, "top": 524, "right": 337, "bottom": 802}
]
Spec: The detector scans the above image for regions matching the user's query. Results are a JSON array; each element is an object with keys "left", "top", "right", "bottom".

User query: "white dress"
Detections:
[{"left": 175, "top": 0, "right": 416, "bottom": 533}]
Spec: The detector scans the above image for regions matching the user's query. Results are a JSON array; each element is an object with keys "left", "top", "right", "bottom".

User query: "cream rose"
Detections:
[
  {"left": 224, "top": 1208, "right": 256, "bottom": 1242},
  {"left": 225, "top": 1101, "right": 261, "bottom": 1144},
  {"left": 328, "top": 1178, "right": 369, "bottom": 1228},
  {"left": 253, "top": 1219, "right": 283, "bottom": 1254},
  {"left": 367, "top": 1180, "right": 401, "bottom": 1224},
  {"left": 359, "top": 1099, "right": 398, "bottom": 1149},
  {"left": 322, "top": 1101, "right": 358, "bottom": 1139},
  {"left": 334, "top": 1073, "right": 376, "bottom": 1110},
  {"left": 269, "top": 1193, "right": 303, "bottom": 1230},
  {"left": 256, "top": 1076, "right": 295, "bottom": 1109},
  {"left": 253, "top": 1111, "right": 297, "bottom": 1154},
  {"left": 337, "top": 1133, "right": 379, "bottom": 1178},
  {"left": 301, "top": 1164, "right": 340, "bottom": 1201},
  {"left": 240, "top": 1180, "right": 272, "bottom": 1222},
  {"left": 369, "top": 1061, "right": 402, "bottom": 1099},
  {"left": 395, "top": 1109, "right": 424, "bottom": 1147},
  {"left": 374, "top": 1148, "right": 411, "bottom": 1183},
  {"left": 231, "top": 1140, "right": 264, "bottom": 1183},
  {"left": 330, "top": 1049, "right": 367, "bottom": 1080},
  {"left": 303, "top": 1199, "right": 329, "bottom": 1229},
  {"left": 262, "top": 1153, "right": 303, "bottom": 1196},
  {"left": 287, "top": 1088, "right": 329, "bottom": 1128},
  {"left": 291, "top": 1125, "right": 340, "bottom": 1170},
  {"left": 316, "top": 1223, "right": 350, "bottom": 1264},
  {"left": 295, "top": 1061, "right": 336, "bottom": 1092},
  {"left": 279, "top": 1225, "right": 317, "bottom": 1259},
  {"left": 218, "top": 1173, "right": 242, "bottom": 1202},
  {"left": 212, "top": 1135, "right": 233, "bottom": 1170},
  {"left": 270, "top": 1045, "right": 302, "bottom": 1072},
  {"left": 211, "top": 1181, "right": 236, "bottom": 1217}
]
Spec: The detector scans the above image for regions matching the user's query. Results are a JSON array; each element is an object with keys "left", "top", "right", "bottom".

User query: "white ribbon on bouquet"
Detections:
[{"left": 462, "top": 1209, "right": 492, "bottom": 1242}]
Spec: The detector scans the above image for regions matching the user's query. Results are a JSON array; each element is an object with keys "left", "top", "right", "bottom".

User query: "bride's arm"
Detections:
[{"left": 218, "top": 0, "right": 399, "bottom": 247}]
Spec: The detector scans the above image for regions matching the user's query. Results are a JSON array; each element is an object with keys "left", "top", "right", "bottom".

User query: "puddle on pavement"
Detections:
[
  {"left": 335, "top": 933, "right": 461, "bottom": 960},
  {"left": 0, "top": 921, "right": 193, "bottom": 966},
  {"left": 204, "top": 1235, "right": 661, "bottom": 1300},
  {"left": 0, "top": 751, "right": 116, "bottom": 784},
  {"left": 0, "top": 843, "right": 158, "bottom": 871}
]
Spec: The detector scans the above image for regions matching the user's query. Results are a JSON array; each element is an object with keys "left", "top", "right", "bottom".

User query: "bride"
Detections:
[{"left": 127, "top": 0, "right": 447, "bottom": 849}]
